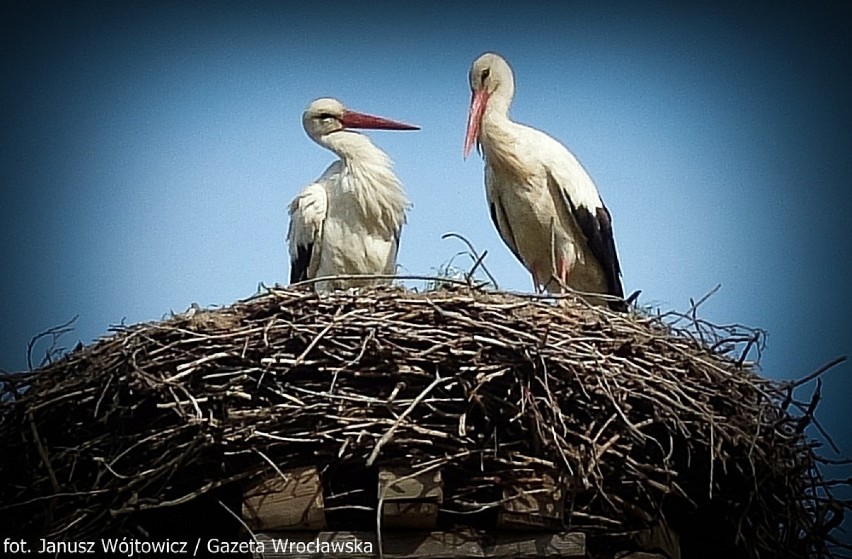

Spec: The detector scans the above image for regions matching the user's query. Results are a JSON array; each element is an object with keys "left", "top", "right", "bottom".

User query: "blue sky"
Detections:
[{"left": 2, "top": 0, "right": 850, "bottom": 534}]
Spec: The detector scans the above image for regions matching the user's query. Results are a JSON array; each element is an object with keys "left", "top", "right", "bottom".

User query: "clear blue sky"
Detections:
[{"left": 2, "top": 0, "right": 850, "bottom": 534}]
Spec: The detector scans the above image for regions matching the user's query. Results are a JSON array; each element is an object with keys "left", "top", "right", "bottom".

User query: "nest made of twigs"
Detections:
[{"left": 0, "top": 285, "right": 847, "bottom": 557}]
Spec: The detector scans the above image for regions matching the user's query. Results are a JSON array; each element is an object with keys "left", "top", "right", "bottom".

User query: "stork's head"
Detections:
[
  {"left": 464, "top": 52, "right": 515, "bottom": 159},
  {"left": 303, "top": 98, "right": 419, "bottom": 144}
]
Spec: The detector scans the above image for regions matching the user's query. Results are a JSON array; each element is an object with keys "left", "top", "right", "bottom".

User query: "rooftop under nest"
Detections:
[{"left": 0, "top": 285, "right": 848, "bottom": 558}]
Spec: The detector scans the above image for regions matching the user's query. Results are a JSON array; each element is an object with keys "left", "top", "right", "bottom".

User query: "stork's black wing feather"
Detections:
[
  {"left": 546, "top": 171, "right": 626, "bottom": 311},
  {"left": 391, "top": 227, "right": 403, "bottom": 270},
  {"left": 287, "top": 180, "right": 328, "bottom": 285},
  {"left": 290, "top": 243, "right": 313, "bottom": 284}
]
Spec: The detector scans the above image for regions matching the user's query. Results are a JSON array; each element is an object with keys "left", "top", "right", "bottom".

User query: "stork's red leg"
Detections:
[{"left": 559, "top": 256, "right": 570, "bottom": 286}]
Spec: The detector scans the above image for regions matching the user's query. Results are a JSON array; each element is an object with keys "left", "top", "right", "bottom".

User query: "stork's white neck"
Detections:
[
  {"left": 479, "top": 91, "right": 535, "bottom": 185},
  {"left": 480, "top": 84, "right": 516, "bottom": 144},
  {"left": 485, "top": 88, "right": 513, "bottom": 122},
  {"left": 320, "top": 130, "right": 375, "bottom": 160},
  {"left": 321, "top": 130, "right": 409, "bottom": 238}
]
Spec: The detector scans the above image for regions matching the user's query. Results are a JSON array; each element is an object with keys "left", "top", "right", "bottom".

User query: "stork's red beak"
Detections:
[
  {"left": 340, "top": 110, "right": 419, "bottom": 131},
  {"left": 463, "top": 89, "right": 489, "bottom": 159}
]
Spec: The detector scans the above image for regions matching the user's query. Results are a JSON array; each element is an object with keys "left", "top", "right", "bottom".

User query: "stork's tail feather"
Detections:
[
  {"left": 609, "top": 289, "right": 641, "bottom": 313},
  {"left": 625, "top": 289, "right": 641, "bottom": 306}
]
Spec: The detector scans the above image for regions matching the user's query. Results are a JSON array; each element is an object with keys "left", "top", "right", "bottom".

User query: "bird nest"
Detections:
[{"left": 0, "top": 285, "right": 847, "bottom": 558}]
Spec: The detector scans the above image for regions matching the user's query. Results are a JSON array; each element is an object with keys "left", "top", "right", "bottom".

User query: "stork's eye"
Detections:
[
  {"left": 317, "top": 112, "right": 334, "bottom": 120},
  {"left": 481, "top": 68, "right": 490, "bottom": 82}
]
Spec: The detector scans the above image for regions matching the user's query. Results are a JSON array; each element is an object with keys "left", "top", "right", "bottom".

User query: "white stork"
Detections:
[
  {"left": 287, "top": 98, "right": 418, "bottom": 290},
  {"left": 464, "top": 53, "right": 628, "bottom": 311}
]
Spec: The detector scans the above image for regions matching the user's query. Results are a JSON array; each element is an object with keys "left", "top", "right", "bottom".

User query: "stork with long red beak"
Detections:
[
  {"left": 288, "top": 98, "right": 418, "bottom": 290},
  {"left": 464, "top": 53, "right": 627, "bottom": 311}
]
